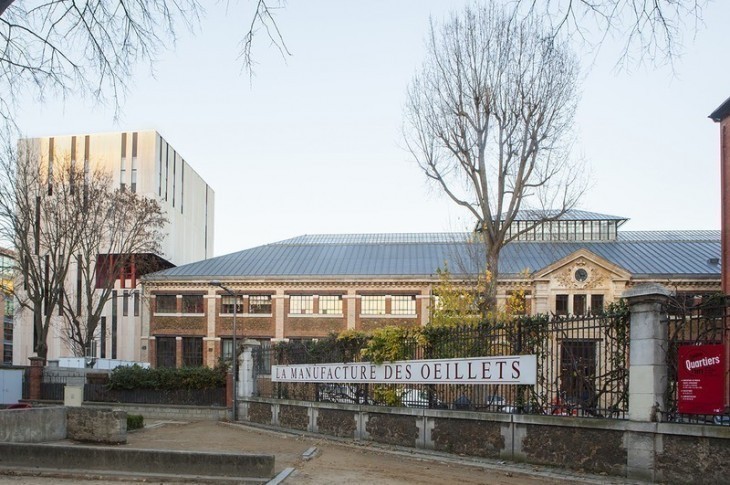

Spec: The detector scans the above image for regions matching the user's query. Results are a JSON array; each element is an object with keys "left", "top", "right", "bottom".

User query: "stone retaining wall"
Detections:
[
  {"left": 240, "top": 397, "right": 730, "bottom": 484},
  {"left": 67, "top": 407, "right": 127, "bottom": 444}
]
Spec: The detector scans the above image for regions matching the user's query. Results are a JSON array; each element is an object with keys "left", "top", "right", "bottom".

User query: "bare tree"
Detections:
[
  {"left": 516, "top": 0, "right": 709, "bottom": 68},
  {"left": 404, "top": 3, "right": 584, "bottom": 310},
  {"left": 0, "top": 140, "right": 87, "bottom": 359},
  {"left": 62, "top": 185, "right": 166, "bottom": 357},
  {"left": 0, "top": 137, "right": 167, "bottom": 360},
  {"left": 0, "top": 0, "right": 288, "bottom": 129}
]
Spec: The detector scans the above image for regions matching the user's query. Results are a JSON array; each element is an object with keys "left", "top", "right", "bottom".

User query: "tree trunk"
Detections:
[{"left": 484, "top": 246, "right": 500, "bottom": 314}]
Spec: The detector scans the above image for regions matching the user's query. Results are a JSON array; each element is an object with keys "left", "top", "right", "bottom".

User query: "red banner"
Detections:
[{"left": 678, "top": 344, "right": 725, "bottom": 415}]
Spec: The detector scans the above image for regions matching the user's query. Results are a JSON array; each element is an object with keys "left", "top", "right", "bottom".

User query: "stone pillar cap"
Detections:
[
  {"left": 241, "top": 338, "right": 261, "bottom": 347},
  {"left": 622, "top": 283, "right": 674, "bottom": 301}
]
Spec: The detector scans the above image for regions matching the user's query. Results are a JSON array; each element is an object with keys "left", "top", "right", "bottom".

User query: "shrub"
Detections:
[
  {"left": 108, "top": 365, "right": 227, "bottom": 391},
  {"left": 127, "top": 414, "right": 144, "bottom": 430}
]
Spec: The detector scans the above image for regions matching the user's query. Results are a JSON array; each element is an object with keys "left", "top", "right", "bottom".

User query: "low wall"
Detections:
[
  {"left": 82, "top": 401, "right": 229, "bottom": 421},
  {"left": 0, "top": 406, "right": 67, "bottom": 443},
  {"left": 67, "top": 407, "right": 127, "bottom": 444},
  {"left": 240, "top": 397, "right": 730, "bottom": 483},
  {"left": 0, "top": 442, "right": 274, "bottom": 480}
]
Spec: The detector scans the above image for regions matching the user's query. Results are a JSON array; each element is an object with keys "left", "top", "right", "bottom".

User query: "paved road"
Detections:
[{"left": 0, "top": 420, "right": 646, "bottom": 484}]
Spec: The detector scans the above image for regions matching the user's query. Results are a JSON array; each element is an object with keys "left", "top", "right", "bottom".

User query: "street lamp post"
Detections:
[{"left": 210, "top": 280, "right": 237, "bottom": 420}]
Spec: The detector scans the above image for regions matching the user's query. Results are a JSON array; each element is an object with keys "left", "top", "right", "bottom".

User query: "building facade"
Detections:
[
  {"left": 142, "top": 211, "right": 720, "bottom": 368},
  {"left": 13, "top": 130, "right": 215, "bottom": 365},
  {"left": 710, "top": 97, "right": 730, "bottom": 292},
  {"left": 1, "top": 248, "right": 13, "bottom": 364}
]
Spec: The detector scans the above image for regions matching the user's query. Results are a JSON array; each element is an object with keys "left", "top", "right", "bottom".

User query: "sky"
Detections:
[{"left": 14, "top": 1, "right": 730, "bottom": 257}]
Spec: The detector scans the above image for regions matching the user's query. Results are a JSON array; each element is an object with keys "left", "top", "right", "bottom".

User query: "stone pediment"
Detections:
[{"left": 533, "top": 249, "right": 631, "bottom": 290}]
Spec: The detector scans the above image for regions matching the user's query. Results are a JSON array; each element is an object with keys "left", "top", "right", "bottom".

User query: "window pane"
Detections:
[
  {"left": 156, "top": 337, "right": 176, "bottom": 368},
  {"left": 290, "top": 295, "right": 313, "bottom": 314},
  {"left": 555, "top": 294, "right": 568, "bottom": 315},
  {"left": 391, "top": 295, "right": 416, "bottom": 315},
  {"left": 122, "top": 291, "right": 129, "bottom": 316},
  {"left": 573, "top": 294, "right": 586, "bottom": 315},
  {"left": 221, "top": 295, "right": 243, "bottom": 314},
  {"left": 249, "top": 295, "right": 272, "bottom": 314},
  {"left": 182, "top": 295, "right": 204, "bottom": 313},
  {"left": 156, "top": 295, "right": 177, "bottom": 313},
  {"left": 361, "top": 295, "right": 386, "bottom": 315},
  {"left": 319, "top": 295, "right": 343, "bottom": 315},
  {"left": 182, "top": 337, "right": 203, "bottom": 367},
  {"left": 590, "top": 295, "right": 604, "bottom": 314}
]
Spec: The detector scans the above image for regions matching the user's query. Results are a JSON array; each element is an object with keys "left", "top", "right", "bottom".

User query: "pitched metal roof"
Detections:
[
  {"left": 709, "top": 95, "right": 730, "bottom": 122},
  {"left": 144, "top": 230, "right": 720, "bottom": 281},
  {"left": 505, "top": 209, "right": 627, "bottom": 222}
]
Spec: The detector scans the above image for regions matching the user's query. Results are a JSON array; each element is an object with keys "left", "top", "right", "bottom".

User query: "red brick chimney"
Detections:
[{"left": 709, "top": 97, "right": 730, "bottom": 293}]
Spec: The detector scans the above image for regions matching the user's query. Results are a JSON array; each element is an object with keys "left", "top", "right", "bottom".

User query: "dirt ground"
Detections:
[{"left": 0, "top": 420, "right": 644, "bottom": 484}]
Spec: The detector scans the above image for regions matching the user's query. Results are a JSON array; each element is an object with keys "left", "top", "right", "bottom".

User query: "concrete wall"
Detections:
[
  {"left": 240, "top": 397, "right": 730, "bottom": 484},
  {"left": 0, "top": 406, "right": 67, "bottom": 443},
  {"left": 83, "top": 401, "right": 228, "bottom": 421},
  {"left": 0, "top": 442, "right": 273, "bottom": 479},
  {"left": 67, "top": 407, "right": 127, "bottom": 444}
]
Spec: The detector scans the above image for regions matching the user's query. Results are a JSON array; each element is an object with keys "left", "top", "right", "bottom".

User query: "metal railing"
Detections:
[
  {"left": 253, "top": 310, "right": 630, "bottom": 419},
  {"left": 664, "top": 298, "right": 730, "bottom": 426}
]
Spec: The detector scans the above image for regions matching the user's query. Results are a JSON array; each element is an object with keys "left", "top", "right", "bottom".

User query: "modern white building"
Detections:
[{"left": 12, "top": 130, "right": 215, "bottom": 365}]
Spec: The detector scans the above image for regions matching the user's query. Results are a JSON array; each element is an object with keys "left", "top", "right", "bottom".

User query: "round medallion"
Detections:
[{"left": 574, "top": 268, "right": 588, "bottom": 282}]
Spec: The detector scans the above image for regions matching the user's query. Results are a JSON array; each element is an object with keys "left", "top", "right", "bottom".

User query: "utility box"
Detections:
[
  {"left": 64, "top": 385, "right": 83, "bottom": 407},
  {"left": 0, "top": 369, "right": 23, "bottom": 405}
]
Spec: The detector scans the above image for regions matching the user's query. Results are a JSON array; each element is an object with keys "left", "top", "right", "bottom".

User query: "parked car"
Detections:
[
  {"left": 318, "top": 384, "right": 374, "bottom": 405},
  {"left": 400, "top": 388, "right": 447, "bottom": 409}
]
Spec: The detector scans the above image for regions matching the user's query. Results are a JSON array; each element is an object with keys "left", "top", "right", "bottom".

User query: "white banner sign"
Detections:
[{"left": 272, "top": 355, "right": 536, "bottom": 385}]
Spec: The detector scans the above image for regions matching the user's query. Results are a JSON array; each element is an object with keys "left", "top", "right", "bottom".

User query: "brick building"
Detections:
[{"left": 142, "top": 210, "right": 720, "bottom": 368}]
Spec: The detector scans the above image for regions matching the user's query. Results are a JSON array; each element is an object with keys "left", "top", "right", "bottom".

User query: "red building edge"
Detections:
[{"left": 709, "top": 96, "right": 730, "bottom": 410}]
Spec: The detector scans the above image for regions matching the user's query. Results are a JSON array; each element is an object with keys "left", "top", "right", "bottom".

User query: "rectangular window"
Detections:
[
  {"left": 555, "top": 294, "right": 569, "bottom": 316},
  {"left": 70, "top": 136, "right": 76, "bottom": 195},
  {"left": 158, "top": 137, "right": 163, "bottom": 196},
  {"left": 180, "top": 162, "right": 184, "bottom": 213},
  {"left": 361, "top": 295, "right": 386, "bottom": 315},
  {"left": 122, "top": 290, "right": 129, "bottom": 317},
  {"left": 131, "top": 156, "right": 138, "bottom": 193},
  {"left": 133, "top": 291, "right": 140, "bottom": 317},
  {"left": 120, "top": 132, "right": 127, "bottom": 190},
  {"left": 573, "top": 294, "right": 586, "bottom": 316},
  {"left": 182, "top": 337, "right": 203, "bottom": 367},
  {"left": 221, "top": 295, "right": 243, "bottom": 314},
  {"left": 156, "top": 295, "right": 177, "bottom": 314},
  {"left": 319, "top": 295, "right": 343, "bottom": 315},
  {"left": 221, "top": 338, "right": 233, "bottom": 362},
  {"left": 249, "top": 295, "right": 272, "bottom": 314},
  {"left": 290, "top": 295, "right": 313, "bottom": 314},
  {"left": 48, "top": 138, "right": 54, "bottom": 195},
  {"left": 590, "top": 295, "right": 604, "bottom": 314},
  {"left": 182, "top": 295, "right": 204, "bottom": 314},
  {"left": 172, "top": 153, "right": 176, "bottom": 207},
  {"left": 4, "top": 297, "right": 12, "bottom": 317},
  {"left": 391, "top": 295, "right": 416, "bottom": 315},
  {"left": 156, "top": 337, "right": 176, "bottom": 368}
]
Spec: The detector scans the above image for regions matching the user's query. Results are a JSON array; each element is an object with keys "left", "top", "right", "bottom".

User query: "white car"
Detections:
[{"left": 400, "top": 388, "right": 447, "bottom": 409}]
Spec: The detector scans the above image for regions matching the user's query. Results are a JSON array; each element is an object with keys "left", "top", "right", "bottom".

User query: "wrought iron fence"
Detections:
[
  {"left": 35, "top": 370, "right": 225, "bottom": 406},
  {"left": 664, "top": 297, "right": 730, "bottom": 426},
  {"left": 253, "top": 309, "right": 630, "bottom": 419}
]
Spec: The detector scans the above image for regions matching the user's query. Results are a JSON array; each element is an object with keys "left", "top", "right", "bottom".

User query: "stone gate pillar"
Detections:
[
  {"left": 623, "top": 283, "right": 673, "bottom": 422},
  {"left": 238, "top": 339, "right": 261, "bottom": 399},
  {"left": 622, "top": 283, "right": 673, "bottom": 482}
]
